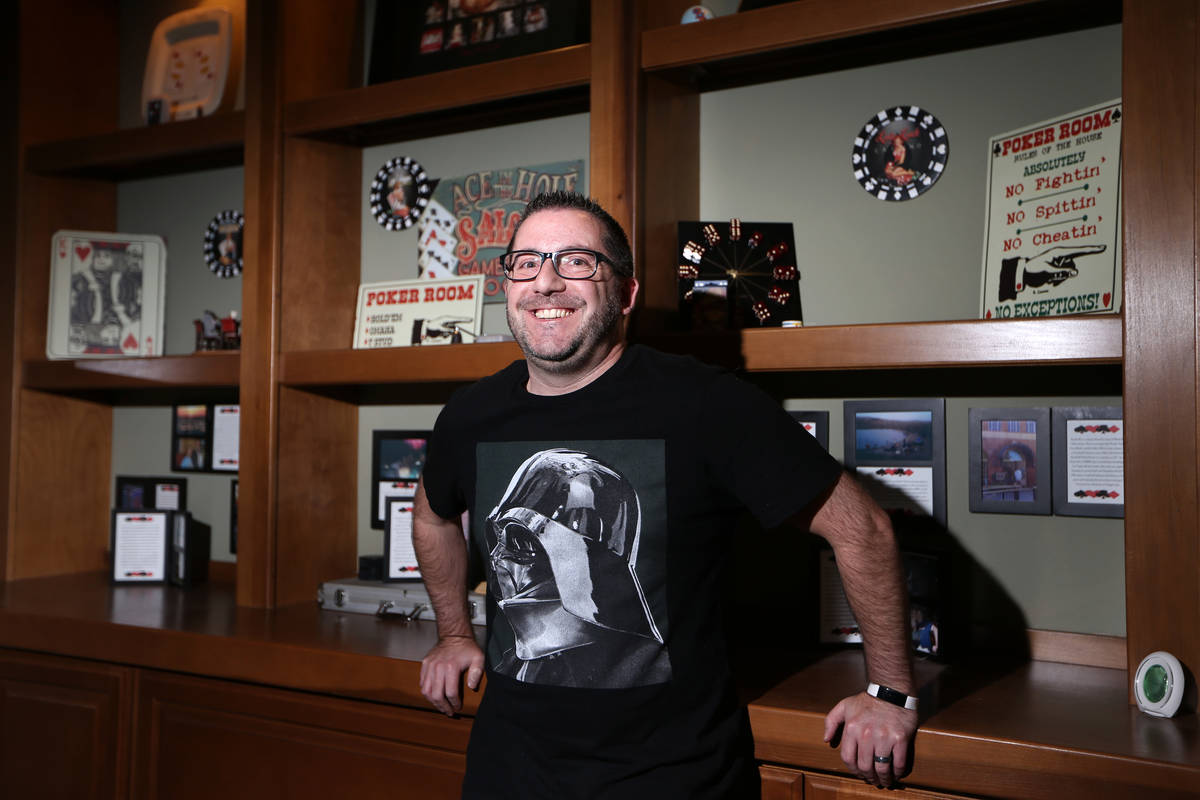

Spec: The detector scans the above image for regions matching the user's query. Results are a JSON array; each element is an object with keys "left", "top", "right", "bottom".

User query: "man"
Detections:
[{"left": 414, "top": 191, "right": 918, "bottom": 798}]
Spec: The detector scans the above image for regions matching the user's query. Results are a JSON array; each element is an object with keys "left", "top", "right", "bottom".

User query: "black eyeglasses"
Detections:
[{"left": 500, "top": 249, "right": 611, "bottom": 281}]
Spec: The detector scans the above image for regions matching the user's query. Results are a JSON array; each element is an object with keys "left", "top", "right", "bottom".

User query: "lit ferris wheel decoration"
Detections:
[{"left": 676, "top": 219, "right": 803, "bottom": 330}]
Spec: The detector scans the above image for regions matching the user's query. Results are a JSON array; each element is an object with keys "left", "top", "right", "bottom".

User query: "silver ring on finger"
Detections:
[{"left": 873, "top": 754, "right": 893, "bottom": 764}]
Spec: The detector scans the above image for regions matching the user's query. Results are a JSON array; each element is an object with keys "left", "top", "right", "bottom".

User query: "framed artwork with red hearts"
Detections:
[{"left": 47, "top": 230, "right": 166, "bottom": 359}]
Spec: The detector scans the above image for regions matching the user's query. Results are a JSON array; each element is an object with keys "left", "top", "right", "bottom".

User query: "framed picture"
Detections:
[
  {"left": 968, "top": 407, "right": 1051, "bottom": 515},
  {"left": 371, "top": 430, "right": 431, "bottom": 529},
  {"left": 111, "top": 510, "right": 169, "bottom": 583},
  {"left": 172, "top": 404, "right": 211, "bottom": 472},
  {"left": 230, "top": 479, "right": 239, "bottom": 554},
  {"left": 789, "top": 410, "right": 830, "bottom": 450},
  {"left": 384, "top": 498, "right": 421, "bottom": 581},
  {"left": 844, "top": 399, "right": 946, "bottom": 526},
  {"left": 115, "top": 475, "right": 187, "bottom": 512},
  {"left": 1052, "top": 406, "right": 1124, "bottom": 518}
]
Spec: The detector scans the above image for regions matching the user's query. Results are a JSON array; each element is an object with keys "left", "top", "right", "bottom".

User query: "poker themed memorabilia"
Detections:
[
  {"left": 111, "top": 510, "right": 169, "bottom": 583},
  {"left": 203, "top": 209, "right": 244, "bottom": 278},
  {"left": 141, "top": 5, "right": 242, "bottom": 124},
  {"left": 353, "top": 274, "right": 485, "bottom": 349},
  {"left": 115, "top": 475, "right": 188, "bottom": 513},
  {"left": 676, "top": 219, "right": 803, "bottom": 329},
  {"left": 368, "top": 0, "right": 589, "bottom": 83},
  {"left": 851, "top": 105, "right": 949, "bottom": 201},
  {"left": 369, "top": 157, "right": 435, "bottom": 230},
  {"left": 171, "top": 404, "right": 240, "bottom": 473},
  {"left": 371, "top": 430, "right": 430, "bottom": 530},
  {"left": 980, "top": 100, "right": 1122, "bottom": 321},
  {"left": 419, "top": 160, "right": 585, "bottom": 303},
  {"left": 47, "top": 230, "right": 166, "bottom": 359}
]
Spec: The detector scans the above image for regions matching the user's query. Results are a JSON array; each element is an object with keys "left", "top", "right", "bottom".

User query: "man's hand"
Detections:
[
  {"left": 420, "top": 634, "right": 485, "bottom": 716},
  {"left": 824, "top": 692, "right": 918, "bottom": 788}
]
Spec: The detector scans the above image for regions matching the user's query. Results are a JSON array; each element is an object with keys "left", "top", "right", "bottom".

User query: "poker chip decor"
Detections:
[
  {"left": 676, "top": 219, "right": 803, "bottom": 330},
  {"left": 203, "top": 209, "right": 244, "bottom": 278},
  {"left": 851, "top": 106, "right": 949, "bottom": 201},
  {"left": 369, "top": 156, "right": 434, "bottom": 230}
]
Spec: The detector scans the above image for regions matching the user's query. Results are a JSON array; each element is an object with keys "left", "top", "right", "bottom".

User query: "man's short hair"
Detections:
[{"left": 507, "top": 191, "right": 634, "bottom": 278}]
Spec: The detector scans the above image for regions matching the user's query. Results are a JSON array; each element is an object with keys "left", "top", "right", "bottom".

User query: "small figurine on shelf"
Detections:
[{"left": 193, "top": 309, "right": 242, "bottom": 352}]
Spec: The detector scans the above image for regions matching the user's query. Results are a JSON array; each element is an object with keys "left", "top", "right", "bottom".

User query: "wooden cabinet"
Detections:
[{"left": 0, "top": 648, "right": 132, "bottom": 800}]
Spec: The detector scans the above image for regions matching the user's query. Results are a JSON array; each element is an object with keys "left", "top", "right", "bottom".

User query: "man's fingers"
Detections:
[{"left": 823, "top": 701, "right": 845, "bottom": 743}]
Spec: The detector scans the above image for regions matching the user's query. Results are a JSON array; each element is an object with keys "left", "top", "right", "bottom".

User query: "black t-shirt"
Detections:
[{"left": 423, "top": 345, "right": 841, "bottom": 799}]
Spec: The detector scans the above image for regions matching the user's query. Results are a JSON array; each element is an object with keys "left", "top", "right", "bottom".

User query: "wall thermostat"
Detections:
[{"left": 1133, "top": 650, "right": 1185, "bottom": 718}]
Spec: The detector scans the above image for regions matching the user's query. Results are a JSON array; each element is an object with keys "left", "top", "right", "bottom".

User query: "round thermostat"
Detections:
[
  {"left": 369, "top": 156, "right": 433, "bottom": 230},
  {"left": 851, "top": 105, "right": 949, "bottom": 201},
  {"left": 1134, "top": 650, "right": 1185, "bottom": 718},
  {"left": 203, "top": 209, "right": 244, "bottom": 278}
]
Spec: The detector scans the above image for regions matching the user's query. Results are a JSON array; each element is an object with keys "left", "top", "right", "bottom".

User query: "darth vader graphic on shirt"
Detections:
[{"left": 476, "top": 440, "right": 671, "bottom": 689}]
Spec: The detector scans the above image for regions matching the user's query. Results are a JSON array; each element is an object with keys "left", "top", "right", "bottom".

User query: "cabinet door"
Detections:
[
  {"left": 132, "top": 670, "right": 472, "bottom": 800},
  {"left": 0, "top": 648, "right": 132, "bottom": 800},
  {"left": 805, "top": 772, "right": 964, "bottom": 799},
  {"left": 760, "top": 764, "right": 804, "bottom": 799}
]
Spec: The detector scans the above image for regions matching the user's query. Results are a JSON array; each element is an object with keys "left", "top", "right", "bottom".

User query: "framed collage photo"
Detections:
[
  {"left": 115, "top": 475, "right": 187, "bottom": 513},
  {"left": 171, "top": 404, "right": 240, "bottom": 473},
  {"left": 789, "top": 410, "right": 830, "bottom": 450},
  {"left": 844, "top": 399, "right": 946, "bottom": 526},
  {"left": 1052, "top": 406, "right": 1124, "bottom": 518},
  {"left": 371, "top": 430, "right": 430, "bottom": 529},
  {"left": 968, "top": 407, "right": 1051, "bottom": 515}
]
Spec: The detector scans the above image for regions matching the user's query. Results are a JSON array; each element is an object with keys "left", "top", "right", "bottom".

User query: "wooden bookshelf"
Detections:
[{"left": 23, "top": 352, "right": 240, "bottom": 392}]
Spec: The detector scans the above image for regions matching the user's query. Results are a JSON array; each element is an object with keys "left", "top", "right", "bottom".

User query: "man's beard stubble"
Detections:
[{"left": 506, "top": 287, "right": 624, "bottom": 374}]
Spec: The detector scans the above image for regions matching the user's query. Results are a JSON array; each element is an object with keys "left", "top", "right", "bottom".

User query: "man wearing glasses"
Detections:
[{"left": 414, "top": 191, "right": 917, "bottom": 798}]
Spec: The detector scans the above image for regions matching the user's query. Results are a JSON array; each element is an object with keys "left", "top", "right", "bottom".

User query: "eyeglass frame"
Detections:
[{"left": 500, "top": 248, "right": 615, "bottom": 282}]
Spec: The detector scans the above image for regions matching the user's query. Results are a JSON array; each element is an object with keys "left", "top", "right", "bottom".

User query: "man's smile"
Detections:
[{"left": 532, "top": 308, "right": 576, "bottom": 320}]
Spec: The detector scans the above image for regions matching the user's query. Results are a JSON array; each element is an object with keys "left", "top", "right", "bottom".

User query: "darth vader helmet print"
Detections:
[{"left": 486, "top": 448, "right": 662, "bottom": 660}]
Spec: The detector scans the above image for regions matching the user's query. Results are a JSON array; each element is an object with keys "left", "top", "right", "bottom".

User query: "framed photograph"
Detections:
[
  {"left": 789, "top": 410, "right": 830, "bottom": 450},
  {"left": 172, "top": 404, "right": 211, "bottom": 472},
  {"left": 844, "top": 399, "right": 946, "bottom": 526},
  {"left": 384, "top": 498, "right": 421, "bottom": 581},
  {"left": 230, "top": 479, "right": 239, "bottom": 554},
  {"left": 211, "top": 404, "right": 240, "bottom": 471},
  {"left": 47, "top": 230, "right": 166, "bottom": 359},
  {"left": 1052, "top": 406, "right": 1124, "bottom": 518},
  {"left": 968, "top": 407, "right": 1051, "bottom": 515},
  {"left": 371, "top": 430, "right": 431, "bottom": 529},
  {"left": 111, "top": 510, "right": 169, "bottom": 583},
  {"left": 115, "top": 475, "right": 187, "bottom": 512}
]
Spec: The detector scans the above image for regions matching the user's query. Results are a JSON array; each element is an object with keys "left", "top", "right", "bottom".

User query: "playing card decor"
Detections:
[
  {"left": 419, "top": 159, "right": 585, "bottom": 304},
  {"left": 369, "top": 157, "right": 435, "bottom": 230},
  {"left": 851, "top": 105, "right": 949, "bottom": 201},
  {"left": 676, "top": 219, "right": 803, "bottom": 330},
  {"left": 47, "top": 231, "right": 166, "bottom": 359},
  {"left": 202, "top": 209, "right": 244, "bottom": 278},
  {"left": 980, "top": 100, "right": 1122, "bottom": 320}
]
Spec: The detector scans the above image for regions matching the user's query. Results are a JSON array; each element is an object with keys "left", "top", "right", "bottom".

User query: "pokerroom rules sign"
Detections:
[
  {"left": 979, "top": 100, "right": 1122, "bottom": 320},
  {"left": 353, "top": 274, "right": 484, "bottom": 348}
]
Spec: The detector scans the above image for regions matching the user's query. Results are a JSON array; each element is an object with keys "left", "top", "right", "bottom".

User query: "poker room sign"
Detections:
[
  {"left": 979, "top": 100, "right": 1122, "bottom": 320},
  {"left": 416, "top": 160, "right": 585, "bottom": 303}
]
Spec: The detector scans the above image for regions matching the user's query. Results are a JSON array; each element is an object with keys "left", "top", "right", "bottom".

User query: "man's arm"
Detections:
[
  {"left": 412, "top": 477, "right": 484, "bottom": 716},
  {"left": 802, "top": 471, "right": 918, "bottom": 788}
]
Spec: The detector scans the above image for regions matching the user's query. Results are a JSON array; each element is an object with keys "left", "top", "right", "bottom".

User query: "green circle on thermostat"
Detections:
[{"left": 1142, "top": 663, "right": 1169, "bottom": 703}]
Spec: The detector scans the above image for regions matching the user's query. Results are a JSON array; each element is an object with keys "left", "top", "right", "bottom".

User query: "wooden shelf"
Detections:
[
  {"left": 23, "top": 352, "right": 240, "bottom": 393},
  {"left": 280, "top": 342, "right": 523, "bottom": 388},
  {"left": 739, "top": 316, "right": 1122, "bottom": 371},
  {"left": 641, "top": 0, "right": 1118, "bottom": 90},
  {"left": 284, "top": 45, "right": 591, "bottom": 146},
  {"left": 24, "top": 112, "right": 245, "bottom": 180}
]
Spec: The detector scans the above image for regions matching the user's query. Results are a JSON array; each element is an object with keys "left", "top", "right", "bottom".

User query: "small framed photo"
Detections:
[
  {"left": 111, "top": 510, "right": 169, "bottom": 583},
  {"left": 1052, "top": 406, "right": 1124, "bottom": 518},
  {"left": 968, "top": 407, "right": 1051, "bottom": 515},
  {"left": 844, "top": 399, "right": 946, "bottom": 526},
  {"left": 172, "top": 404, "right": 211, "bottom": 471},
  {"left": 384, "top": 498, "right": 421, "bottom": 581},
  {"left": 789, "top": 410, "right": 830, "bottom": 450},
  {"left": 115, "top": 475, "right": 187, "bottom": 512},
  {"left": 371, "top": 430, "right": 431, "bottom": 529},
  {"left": 229, "top": 479, "right": 239, "bottom": 554}
]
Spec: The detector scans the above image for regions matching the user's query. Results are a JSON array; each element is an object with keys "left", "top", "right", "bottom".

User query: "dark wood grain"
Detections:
[
  {"left": 22, "top": 353, "right": 240, "bottom": 391},
  {"left": 280, "top": 342, "right": 524, "bottom": 386}
]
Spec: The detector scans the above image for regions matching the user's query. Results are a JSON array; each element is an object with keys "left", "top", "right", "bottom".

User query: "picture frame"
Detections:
[
  {"left": 1052, "top": 406, "right": 1124, "bottom": 518},
  {"left": 111, "top": 510, "right": 169, "bottom": 583},
  {"left": 115, "top": 475, "right": 187, "bottom": 512},
  {"left": 844, "top": 398, "right": 946, "bottom": 526},
  {"left": 170, "top": 404, "right": 240, "bottom": 474},
  {"left": 967, "top": 407, "right": 1051, "bottom": 515},
  {"left": 370, "top": 430, "right": 431, "bottom": 529},
  {"left": 229, "top": 479, "right": 238, "bottom": 554},
  {"left": 384, "top": 497, "right": 421, "bottom": 581},
  {"left": 789, "top": 410, "right": 830, "bottom": 450}
]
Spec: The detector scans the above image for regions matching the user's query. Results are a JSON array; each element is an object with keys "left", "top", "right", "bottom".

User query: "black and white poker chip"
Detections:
[
  {"left": 851, "top": 106, "right": 948, "bottom": 201},
  {"left": 369, "top": 156, "right": 433, "bottom": 230},
  {"left": 203, "top": 209, "right": 244, "bottom": 278}
]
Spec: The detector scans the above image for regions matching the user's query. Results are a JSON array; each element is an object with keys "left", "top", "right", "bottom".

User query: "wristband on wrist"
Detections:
[{"left": 866, "top": 682, "right": 918, "bottom": 711}]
